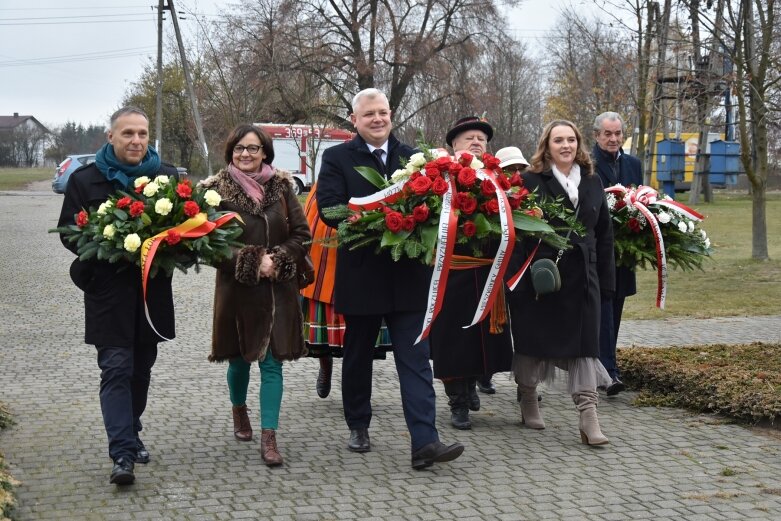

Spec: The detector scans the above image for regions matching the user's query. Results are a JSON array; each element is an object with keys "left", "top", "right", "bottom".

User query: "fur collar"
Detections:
[{"left": 199, "top": 168, "right": 293, "bottom": 215}]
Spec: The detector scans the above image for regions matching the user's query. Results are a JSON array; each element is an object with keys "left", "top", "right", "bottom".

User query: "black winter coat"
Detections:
[
  {"left": 508, "top": 170, "right": 615, "bottom": 359},
  {"left": 58, "top": 163, "right": 178, "bottom": 347},
  {"left": 592, "top": 144, "right": 643, "bottom": 298},
  {"left": 316, "top": 134, "right": 432, "bottom": 315}
]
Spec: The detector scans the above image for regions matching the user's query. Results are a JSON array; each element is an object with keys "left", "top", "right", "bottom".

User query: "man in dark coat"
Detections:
[
  {"left": 316, "top": 88, "right": 464, "bottom": 470},
  {"left": 57, "top": 107, "right": 178, "bottom": 485},
  {"left": 592, "top": 111, "right": 643, "bottom": 396}
]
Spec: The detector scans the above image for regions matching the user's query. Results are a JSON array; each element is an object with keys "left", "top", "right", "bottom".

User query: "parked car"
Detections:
[{"left": 52, "top": 154, "right": 96, "bottom": 194}]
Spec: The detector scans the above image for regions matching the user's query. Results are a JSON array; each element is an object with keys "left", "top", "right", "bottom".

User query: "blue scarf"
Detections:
[{"left": 95, "top": 143, "right": 162, "bottom": 188}]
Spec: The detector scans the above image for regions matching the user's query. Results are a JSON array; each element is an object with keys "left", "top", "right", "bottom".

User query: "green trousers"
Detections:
[{"left": 227, "top": 353, "right": 283, "bottom": 430}]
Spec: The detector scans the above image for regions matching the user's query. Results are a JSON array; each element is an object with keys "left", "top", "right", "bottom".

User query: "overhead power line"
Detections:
[{"left": 0, "top": 47, "right": 155, "bottom": 68}]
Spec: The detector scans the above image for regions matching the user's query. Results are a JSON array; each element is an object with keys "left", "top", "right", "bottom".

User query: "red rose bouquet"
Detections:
[
  {"left": 324, "top": 147, "right": 577, "bottom": 265},
  {"left": 52, "top": 174, "right": 244, "bottom": 278}
]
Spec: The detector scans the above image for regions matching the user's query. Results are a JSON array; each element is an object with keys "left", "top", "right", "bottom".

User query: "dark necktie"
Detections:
[{"left": 372, "top": 149, "right": 386, "bottom": 176}]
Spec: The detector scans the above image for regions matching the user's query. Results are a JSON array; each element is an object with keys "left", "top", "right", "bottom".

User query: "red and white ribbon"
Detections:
[
  {"left": 464, "top": 170, "right": 516, "bottom": 328},
  {"left": 347, "top": 182, "right": 405, "bottom": 211},
  {"left": 415, "top": 175, "right": 459, "bottom": 344}
]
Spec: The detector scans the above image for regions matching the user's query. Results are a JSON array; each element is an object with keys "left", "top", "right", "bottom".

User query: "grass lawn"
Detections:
[
  {"left": 623, "top": 191, "right": 781, "bottom": 319},
  {"left": 0, "top": 167, "right": 52, "bottom": 191}
]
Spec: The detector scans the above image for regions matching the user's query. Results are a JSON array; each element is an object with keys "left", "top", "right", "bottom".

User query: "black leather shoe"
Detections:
[
  {"left": 411, "top": 441, "right": 465, "bottom": 470},
  {"left": 476, "top": 377, "right": 496, "bottom": 394},
  {"left": 316, "top": 357, "right": 333, "bottom": 399},
  {"left": 347, "top": 428, "right": 370, "bottom": 453},
  {"left": 606, "top": 378, "right": 626, "bottom": 396},
  {"left": 136, "top": 438, "right": 150, "bottom": 464},
  {"left": 109, "top": 458, "right": 135, "bottom": 485}
]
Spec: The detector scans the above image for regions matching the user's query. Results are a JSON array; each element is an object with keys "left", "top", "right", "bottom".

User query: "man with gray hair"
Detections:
[
  {"left": 592, "top": 111, "right": 642, "bottom": 396},
  {"left": 317, "top": 88, "right": 464, "bottom": 469}
]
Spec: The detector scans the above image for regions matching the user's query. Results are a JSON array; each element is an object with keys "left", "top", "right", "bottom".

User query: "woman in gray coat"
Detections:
[{"left": 508, "top": 120, "right": 615, "bottom": 445}]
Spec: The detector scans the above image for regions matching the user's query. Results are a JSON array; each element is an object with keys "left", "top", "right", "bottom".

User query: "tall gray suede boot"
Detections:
[
  {"left": 573, "top": 391, "right": 609, "bottom": 445},
  {"left": 518, "top": 384, "right": 545, "bottom": 429}
]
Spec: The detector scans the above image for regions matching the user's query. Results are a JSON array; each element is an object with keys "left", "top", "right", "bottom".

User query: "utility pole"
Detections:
[
  {"left": 168, "top": 0, "right": 212, "bottom": 175},
  {"left": 155, "top": 0, "right": 166, "bottom": 154}
]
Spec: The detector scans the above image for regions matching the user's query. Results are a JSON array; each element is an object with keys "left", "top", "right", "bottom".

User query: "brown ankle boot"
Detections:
[
  {"left": 232, "top": 405, "right": 253, "bottom": 441},
  {"left": 261, "top": 429, "right": 283, "bottom": 466}
]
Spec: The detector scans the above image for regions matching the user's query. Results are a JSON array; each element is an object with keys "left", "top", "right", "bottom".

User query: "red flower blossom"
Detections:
[
  {"left": 457, "top": 168, "right": 477, "bottom": 188},
  {"left": 435, "top": 156, "right": 452, "bottom": 171},
  {"left": 508, "top": 193, "right": 522, "bottom": 210},
  {"left": 165, "top": 230, "right": 182, "bottom": 245},
  {"left": 448, "top": 162, "right": 463, "bottom": 175},
  {"left": 462, "top": 220, "right": 476, "bottom": 237},
  {"left": 483, "top": 199, "right": 500, "bottom": 215},
  {"left": 615, "top": 199, "right": 627, "bottom": 210},
  {"left": 482, "top": 154, "right": 501, "bottom": 170},
  {"left": 116, "top": 196, "right": 132, "bottom": 209},
  {"left": 76, "top": 210, "right": 89, "bottom": 228},
  {"left": 509, "top": 172, "right": 523, "bottom": 187},
  {"left": 628, "top": 217, "right": 643, "bottom": 233},
  {"left": 480, "top": 179, "right": 497, "bottom": 196},
  {"left": 176, "top": 182, "right": 193, "bottom": 199},
  {"left": 457, "top": 193, "right": 478, "bottom": 214},
  {"left": 409, "top": 171, "right": 422, "bottom": 181},
  {"left": 129, "top": 201, "right": 146, "bottom": 217},
  {"left": 135, "top": 186, "right": 144, "bottom": 194},
  {"left": 458, "top": 152, "right": 474, "bottom": 166},
  {"left": 496, "top": 174, "right": 512, "bottom": 190},
  {"left": 183, "top": 200, "right": 200, "bottom": 217},
  {"left": 385, "top": 211, "right": 404, "bottom": 233},
  {"left": 408, "top": 175, "right": 433, "bottom": 196},
  {"left": 424, "top": 166, "right": 441, "bottom": 179},
  {"left": 347, "top": 211, "right": 363, "bottom": 223},
  {"left": 402, "top": 215, "right": 416, "bottom": 231},
  {"left": 412, "top": 203, "right": 430, "bottom": 222},
  {"left": 431, "top": 176, "right": 449, "bottom": 195}
]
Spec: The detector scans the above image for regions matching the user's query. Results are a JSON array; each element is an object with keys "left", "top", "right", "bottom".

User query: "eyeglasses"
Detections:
[
  {"left": 503, "top": 166, "right": 526, "bottom": 174},
  {"left": 233, "top": 144, "right": 262, "bottom": 154}
]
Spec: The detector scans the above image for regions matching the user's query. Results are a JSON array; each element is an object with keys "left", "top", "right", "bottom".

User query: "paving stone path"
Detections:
[{"left": 1, "top": 189, "right": 779, "bottom": 520}]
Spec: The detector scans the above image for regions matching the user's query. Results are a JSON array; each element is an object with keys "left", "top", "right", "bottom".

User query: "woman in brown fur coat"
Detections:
[{"left": 199, "top": 124, "right": 311, "bottom": 466}]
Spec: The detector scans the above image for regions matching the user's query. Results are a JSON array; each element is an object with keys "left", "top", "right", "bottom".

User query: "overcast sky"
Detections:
[{"left": 0, "top": 0, "right": 572, "bottom": 129}]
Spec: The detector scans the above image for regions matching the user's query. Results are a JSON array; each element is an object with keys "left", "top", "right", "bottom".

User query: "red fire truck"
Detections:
[{"left": 257, "top": 123, "right": 354, "bottom": 194}]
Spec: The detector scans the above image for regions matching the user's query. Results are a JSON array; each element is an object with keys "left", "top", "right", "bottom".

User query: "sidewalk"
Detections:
[{"left": 1, "top": 190, "right": 779, "bottom": 521}]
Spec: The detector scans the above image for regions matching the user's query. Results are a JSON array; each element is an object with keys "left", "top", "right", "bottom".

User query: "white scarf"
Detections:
[{"left": 552, "top": 163, "right": 581, "bottom": 207}]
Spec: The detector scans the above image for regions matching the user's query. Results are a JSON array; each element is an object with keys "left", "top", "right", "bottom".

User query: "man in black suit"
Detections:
[
  {"left": 592, "top": 111, "right": 643, "bottom": 396},
  {"left": 316, "top": 88, "right": 464, "bottom": 470}
]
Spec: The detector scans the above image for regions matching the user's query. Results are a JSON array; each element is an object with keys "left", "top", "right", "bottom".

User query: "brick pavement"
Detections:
[{"left": 1, "top": 190, "right": 780, "bottom": 521}]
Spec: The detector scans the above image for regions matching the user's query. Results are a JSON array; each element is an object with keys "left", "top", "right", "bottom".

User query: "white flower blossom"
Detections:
[
  {"left": 134, "top": 176, "right": 151, "bottom": 188},
  {"left": 677, "top": 221, "right": 688, "bottom": 233},
  {"left": 154, "top": 175, "right": 170, "bottom": 185},
  {"left": 124, "top": 233, "right": 142, "bottom": 253},
  {"left": 688, "top": 220, "right": 695, "bottom": 232},
  {"left": 700, "top": 229, "right": 707, "bottom": 239},
  {"left": 605, "top": 193, "right": 616, "bottom": 210},
  {"left": 97, "top": 200, "right": 113, "bottom": 215},
  {"left": 656, "top": 211, "right": 671, "bottom": 224},
  {"left": 408, "top": 152, "right": 426, "bottom": 168},
  {"left": 704, "top": 238, "right": 711, "bottom": 249},
  {"left": 155, "top": 198, "right": 173, "bottom": 216},
  {"left": 433, "top": 148, "right": 451, "bottom": 158},
  {"left": 405, "top": 161, "right": 419, "bottom": 174},
  {"left": 143, "top": 182, "right": 160, "bottom": 197},
  {"left": 390, "top": 169, "right": 411, "bottom": 184},
  {"left": 102, "top": 224, "right": 116, "bottom": 239},
  {"left": 470, "top": 158, "right": 484, "bottom": 170},
  {"left": 204, "top": 189, "right": 222, "bottom": 207}
]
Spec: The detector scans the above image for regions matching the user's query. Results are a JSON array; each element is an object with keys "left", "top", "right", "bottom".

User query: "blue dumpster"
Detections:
[
  {"left": 656, "top": 139, "right": 685, "bottom": 197},
  {"left": 709, "top": 140, "right": 741, "bottom": 186}
]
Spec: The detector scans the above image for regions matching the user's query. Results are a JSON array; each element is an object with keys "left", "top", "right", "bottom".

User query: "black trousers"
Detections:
[
  {"left": 342, "top": 311, "right": 439, "bottom": 451},
  {"left": 598, "top": 296, "right": 625, "bottom": 379},
  {"left": 95, "top": 341, "right": 158, "bottom": 462}
]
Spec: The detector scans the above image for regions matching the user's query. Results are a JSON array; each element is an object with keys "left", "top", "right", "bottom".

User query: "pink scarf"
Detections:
[{"left": 227, "top": 162, "right": 275, "bottom": 203}]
